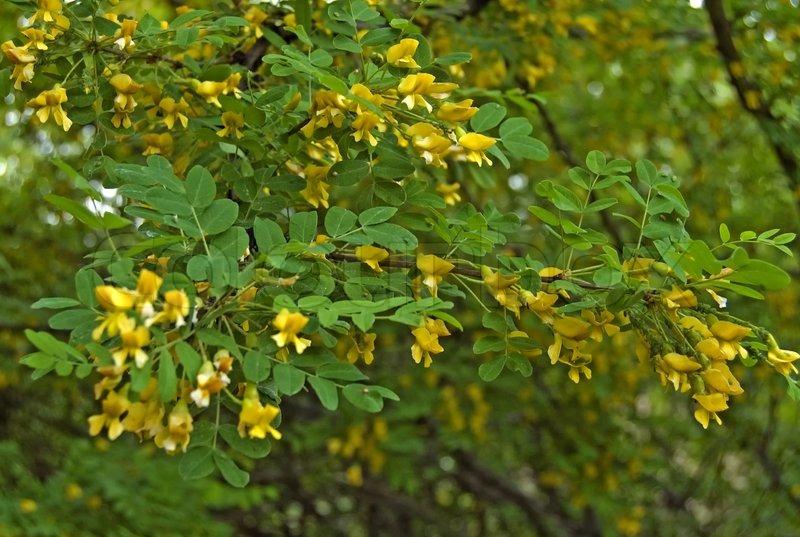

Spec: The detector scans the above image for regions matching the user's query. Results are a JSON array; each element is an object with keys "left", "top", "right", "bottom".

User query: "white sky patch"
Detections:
[{"left": 688, "top": 0, "right": 704, "bottom": 8}]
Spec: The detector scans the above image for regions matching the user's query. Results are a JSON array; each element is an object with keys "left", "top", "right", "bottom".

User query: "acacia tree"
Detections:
[{"left": 4, "top": 0, "right": 800, "bottom": 534}]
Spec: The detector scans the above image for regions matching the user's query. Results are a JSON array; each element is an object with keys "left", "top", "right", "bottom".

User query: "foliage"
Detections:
[{"left": 2, "top": 0, "right": 800, "bottom": 535}]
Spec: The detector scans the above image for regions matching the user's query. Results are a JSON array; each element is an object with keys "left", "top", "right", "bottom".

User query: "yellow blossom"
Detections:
[
  {"left": 436, "top": 99, "right": 478, "bottom": 123},
  {"left": 406, "top": 122, "right": 452, "bottom": 166},
  {"left": 238, "top": 383, "right": 282, "bottom": 439},
  {"left": 347, "top": 331, "right": 377, "bottom": 365},
  {"left": 351, "top": 111, "right": 386, "bottom": 146},
  {"left": 767, "top": 347, "right": 800, "bottom": 376},
  {"left": 702, "top": 362, "right": 744, "bottom": 395},
  {"left": 2, "top": 41, "right": 36, "bottom": 90},
  {"left": 397, "top": 73, "right": 458, "bottom": 112},
  {"left": 271, "top": 308, "right": 312, "bottom": 353},
  {"left": 122, "top": 381, "right": 164, "bottom": 440},
  {"left": 26, "top": 86, "right": 71, "bottom": 131},
  {"left": 387, "top": 38, "right": 420, "bottom": 68},
  {"left": 708, "top": 320, "right": 750, "bottom": 360},
  {"left": 662, "top": 286, "right": 697, "bottom": 309},
  {"left": 155, "top": 400, "right": 193, "bottom": 453},
  {"left": 142, "top": 132, "right": 174, "bottom": 156},
  {"left": 355, "top": 245, "right": 390, "bottom": 272},
  {"left": 22, "top": 28, "right": 50, "bottom": 50},
  {"left": 458, "top": 132, "right": 496, "bottom": 166},
  {"left": 581, "top": 309, "right": 620, "bottom": 342},
  {"left": 95, "top": 285, "right": 136, "bottom": 312},
  {"left": 436, "top": 182, "right": 462, "bottom": 204},
  {"left": 88, "top": 388, "right": 131, "bottom": 440},
  {"left": 218, "top": 111, "right": 244, "bottom": 139},
  {"left": 411, "top": 324, "right": 445, "bottom": 368},
  {"left": 195, "top": 80, "right": 227, "bottom": 107},
  {"left": 158, "top": 97, "right": 190, "bottom": 129},
  {"left": 483, "top": 267, "right": 520, "bottom": 315},
  {"left": 692, "top": 393, "right": 728, "bottom": 429},
  {"left": 29, "top": 0, "right": 70, "bottom": 32},
  {"left": 114, "top": 19, "right": 138, "bottom": 51},
  {"left": 147, "top": 289, "right": 190, "bottom": 328},
  {"left": 300, "top": 165, "right": 331, "bottom": 209},
  {"left": 417, "top": 254, "right": 454, "bottom": 297},
  {"left": 521, "top": 290, "right": 559, "bottom": 324},
  {"left": 302, "top": 90, "right": 348, "bottom": 137},
  {"left": 111, "top": 317, "right": 151, "bottom": 367},
  {"left": 190, "top": 358, "right": 231, "bottom": 407}
]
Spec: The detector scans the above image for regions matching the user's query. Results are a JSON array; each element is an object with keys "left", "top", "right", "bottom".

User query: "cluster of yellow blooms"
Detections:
[
  {"left": 88, "top": 269, "right": 290, "bottom": 452},
  {"left": 327, "top": 417, "right": 388, "bottom": 486}
]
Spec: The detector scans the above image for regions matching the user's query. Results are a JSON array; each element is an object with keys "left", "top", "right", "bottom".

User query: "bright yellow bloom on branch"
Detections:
[
  {"left": 158, "top": 97, "right": 190, "bottom": 129},
  {"left": 238, "top": 383, "right": 282, "bottom": 439},
  {"left": 417, "top": 254, "right": 454, "bottom": 297},
  {"left": 155, "top": 400, "right": 193, "bottom": 453},
  {"left": 767, "top": 347, "right": 800, "bottom": 376},
  {"left": 347, "top": 331, "right": 377, "bottom": 365},
  {"left": 112, "top": 317, "right": 151, "bottom": 367},
  {"left": 458, "top": 132, "right": 496, "bottom": 166},
  {"left": 88, "top": 388, "right": 131, "bottom": 440},
  {"left": 693, "top": 393, "right": 728, "bottom": 429},
  {"left": 300, "top": 165, "right": 331, "bottom": 209},
  {"left": 411, "top": 321, "right": 447, "bottom": 368},
  {"left": 387, "top": 38, "right": 420, "bottom": 68},
  {"left": 195, "top": 80, "right": 227, "bottom": 107},
  {"left": 142, "top": 132, "right": 174, "bottom": 156},
  {"left": 406, "top": 122, "right": 452, "bottom": 167},
  {"left": 271, "top": 308, "right": 312, "bottom": 354},
  {"left": 2, "top": 40, "right": 36, "bottom": 90},
  {"left": 355, "top": 245, "right": 390, "bottom": 272},
  {"left": 26, "top": 86, "right": 71, "bottom": 131},
  {"left": 397, "top": 73, "right": 458, "bottom": 112},
  {"left": 436, "top": 99, "right": 478, "bottom": 123},
  {"left": 436, "top": 182, "right": 462, "bottom": 204},
  {"left": 148, "top": 289, "right": 191, "bottom": 328},
  {"left": 218, "top": 111, "right": 244, "bottom": 139}
]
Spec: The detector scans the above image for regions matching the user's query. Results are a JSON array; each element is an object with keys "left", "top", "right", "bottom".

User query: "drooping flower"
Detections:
[
  {"left": 271, "top": 308, "right": 312, "bottom": 354},
  {"left": 458, "top": 132, "right": 496, "bottom": 166},
  {"left": 114, "top": 19, "right": 138, "bottom": 51},
  {"left": 482, "top": 267, "right": 521, "bottom": 315},
  {"left": 436, "top": 182, "right": 462, "bottom": 204},
  {"left": 397, "top": 73, "right": 458, "bottom": 112},
  {"left": 351, "top": 111, "right": 386, "bottom": 146},
  {"left": 26, "top": 86, "right": 71, "bottom": 131},
  {"left": 109, "top": 74, "right": 141, "bottom": 128},
  {"left": 406, "top": 122, "right": 452, "bottom": 167},
  {"left": 2, "top": 40, "right": 36, "bottom": 90},
  {"left": 88, "top": 388, "right": 131, "bottom": 440},
  {"left": 142, "top": 132, "right": 174, "bottom": 156},
  {"left": 195, "top": 80, "right": 227, "bottom": 107},
  {"left": 767, "top": 347, "right": 800, "bottom": 376},
  {"left": 190, "top": 351, "right": 232, "bottom": 407},
  {"left": 347, "top": 330, "right": 377, "bottom": 365},
  {"left": 302, "top": 89, "right": 348, "bottom": 138},
  {"left": 521, "top": 290, "right": 559, "bottom": 324},
  {"left": 111, "top": 317, "right": 151, "bottom": 367},
  {"left": 158, "top": 97, "right": 190, "bottom": 129},
  {"left": 417, "top": 254, "right": 454, "bottom": 297},
  {"left": 154, "top": 400, "right": 193, "bottom": 454},
  {"left": 411, "top": 324, "right": 445, "bottom": 368},
  {"left": 300, "top": 165, "right": 331, "bottom": 209},
  {"left": 436, "top": 99, "right": 478, "bottom": 123},
  {"left": 355, "top": 245, "right": 390, "bottom": 272},
  {"left": 692, "top": 393, "right": 729, "bottom": 429},
  {"left": 147, "top": 289, "right": 190, "bottom": 328},
  {"left": 387, "top": 38, "right": 420, "bottom": 68},
  {"left": 238, "top": 383, "right": 282, "bottom": 440},
  {"left": 581, "top": 309, "right": 620, "bottom": 342},
  {"left": 217, "top": 111, "right": 244, "bottom": 139}
]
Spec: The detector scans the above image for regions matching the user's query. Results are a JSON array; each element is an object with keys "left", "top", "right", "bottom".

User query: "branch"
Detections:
[{"left": 704, "top": 0, "right": 800, "bottom": 205}]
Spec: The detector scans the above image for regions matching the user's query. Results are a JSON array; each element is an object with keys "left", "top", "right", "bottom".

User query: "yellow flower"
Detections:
[
  {"left": 417, "top": 254, "right": 454, "bottom": 297},
  {"left": 20, "top": 499, "right": 38, "bottom": 513},
  {"left": 158, "top": 97, "right": 190, "bottom": 129},
  {"left": 458, "top": 132, "right": 496, "bottom": 166},
  {"left": 692, "top": 393, "right": 728, "bottom": 429},
  {"left": 347, "top": 331, "right": 377, "bottom": 365},
  {"left": 482, "top": 267, "right": 520, "bottom": 315},
  {"left": 302, "top": 90, "right": 347, "bottom": 137},
  {"left": 702, "top": 362, "right": 744, "bottom": 395},
  {"left": 436, "top": 182, "right": 462, "bottom": 204},
  {"left": 96, "top": 285, "right": 136, "bottom": 312},
  {"left": 238, "top": 383, "right": 282, "bottom": 439},
  {"left": 218, "top": 111, "right": 244, "bottom": 139},
  {"left": 271, "top": 308, "right": 312, "bottom": 354},
  {"left": 387, "top": 38, "right": 420, "bottom": 68},
  {"left": 3, "top": 40, "right": 38, "bottom": 89},
  {"left": 355, "top": 245, "right": 390, "bottom": 272},
  {"left": 142, "top": 132, "right": 174, "bottom": 156},
  {"left": 581, "top": 309, "right": 620, "bottom": 342},
  {"left": 397, "top": 73, "right": 458, "bottom": 112},
  {"left": 548, "top": 317, "right": 592, "bottom": 364},
  {"left": 26, "top": 86, "right": 72, "bottom": 131},
  {"left": 662, "top": 352, "right": 702, "bottom": 373},
  {"left": 195, "top": 80, "right": 227, "bottom": 107},
  {"left": 351, "top": 111, "right": 386, "bottom": 146},
  {"left": 29, "top": 0, "right": 70, "bottom": 32},
  {"left": 122, "top": 396, "right": 165, "bottom": 440},
  {"left": 662, "top": 286, "right": 697, "bottom": 309},
  {"left": 709, "top": 320, "right": 750, "bottom": 360},
  {"left": 406, "top": 122, "right": 452, "bottom": 167},
  {"left": 436, "top": 99, "right": 478, "bottom": 123},
  {"left": 300, "top": 165, "right": 331, "bottom": 209},
  {"left": 411, "top": 324, "right": 445, "bottom": 367},
  {"left": 147, "top": 289, "right": 190, "bottom": 328},
  {"left": 767, "top": 347, "right": 800, "bottom": 376},
  {"left": 155, "top": 400, "right": 193, "bottom": 454},
  {"left": 245, "top": 6, "right": 268, "bottom": 38},
  {"left": 114, "top": 19, "right": 138, "bottom": 51},
  {"left": 111, "top": 317, "right": 151, "bottom": 367},
  {"left": 88, "top": 388, "right": 131, "bottom": 440},
  {"left": 189, "top": 358, "right": 231, "bottom": 407},
  {"left": 521, "top": 290, "right": 559, "bottom": 324}
]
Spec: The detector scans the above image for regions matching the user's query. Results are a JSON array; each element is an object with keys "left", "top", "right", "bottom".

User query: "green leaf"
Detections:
[
  {"left": 363, "top": 223, "right": 418, "bottom": 250},
  {"left": 308, "top": 376, "right": 339, "bottom": 410},
  {"left": 352, "top": 311, "right": 375, "bottom": 332},
  {"left": 325, "top": 207, "right": 358, "bottom": 236},
  {"left": 31, "top": 297, "right": 82, "bottom": 309},
  {"left": 482, "top": 312, "right": 510, "bottom": 332},
  {"left": 635, "top": 159, "right": 658, "bottom": 186},
  {"left": 585, "top": 150, "right": 606, "bottom": 174},
  {"left": 219, "top": 424, "right": 271, "bottom": 458},
  {"left": 179, "top": 447, "right": 215, "bottom": 480},
  {"left": 318, "top": 363, "right": 368, "bottom": 381},
  {"left": 158, "top": 352, "right": 178, "bottom": 403},
  {"left": 473, "top": 336, "right": 506, "bottom": 354},
  {"left": 372, "top": 155, "right": 414, "bottom": 180},
  {"left": 48, "top": 309, "right": 96, "bottom": 330},
  {"left": 528, "top": 206, "right": 560, "bottom": 226},
  {"left": 20, "top": 352, "right": 56, "bottom": 370},
  {"left": 333, "top": 34, "right": 362, "bottom": 52},
  {"left": 273, "top": 363, "right": 306, "bottom": 395},
  {"left": 175, "top": 342, "right": 202, "bottom": 380},
  {"left": 213, "top": 450, "right": 250, "bottom": 488},
  {"left": 506, "top": 352, "right": 533, "bottom": 377},
  {"left": 290, "top": 211, "right": 318, "bottom": 244},
  {"left": 185, "top": 166, "right": 217, "bottom": 209},
  {"left": 328, "top": 160, "right": 369, "bottom": 186},
  {"left": 243, "top": 350, "right": 271, "bottom": 383},
  {"left": 470, "top": 103, "right": 506, "bottom": 132},
  {"left": 478, "top": 355, "right": 506, "bottom": 382},
  {"left": 358, "top": 206, "right": 397, "bottom": 226},
  {"left": 342, "top": 384, "right": 383, "bottom": 412},
  {"left": 499, "top": 117, "right": 533, "bottom": 138},
  {"left": 502, "top": 134, "right": 549, "bottom": 161},
  {"left": 254, "top": 217, "right": 286, "bottom": 252},
  {"left": 146, "top": 187, "right": 193, "bottom": 216},
  {"left": 197, "top": 199, "right": 239, "bottom": 236},
  {"left": 435, "top": 52, "right": 472, "bottom": 66},
  {"left": 45, "top": 194, "right": 102, "bottom": 228},
  {"left": 585, "top": 198, "right": 618, "bottom": 212}
]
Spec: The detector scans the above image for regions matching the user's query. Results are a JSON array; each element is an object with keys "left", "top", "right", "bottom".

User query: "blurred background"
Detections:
[{"left": 1, "top": 1, "right": 799, "bottom": 535}]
